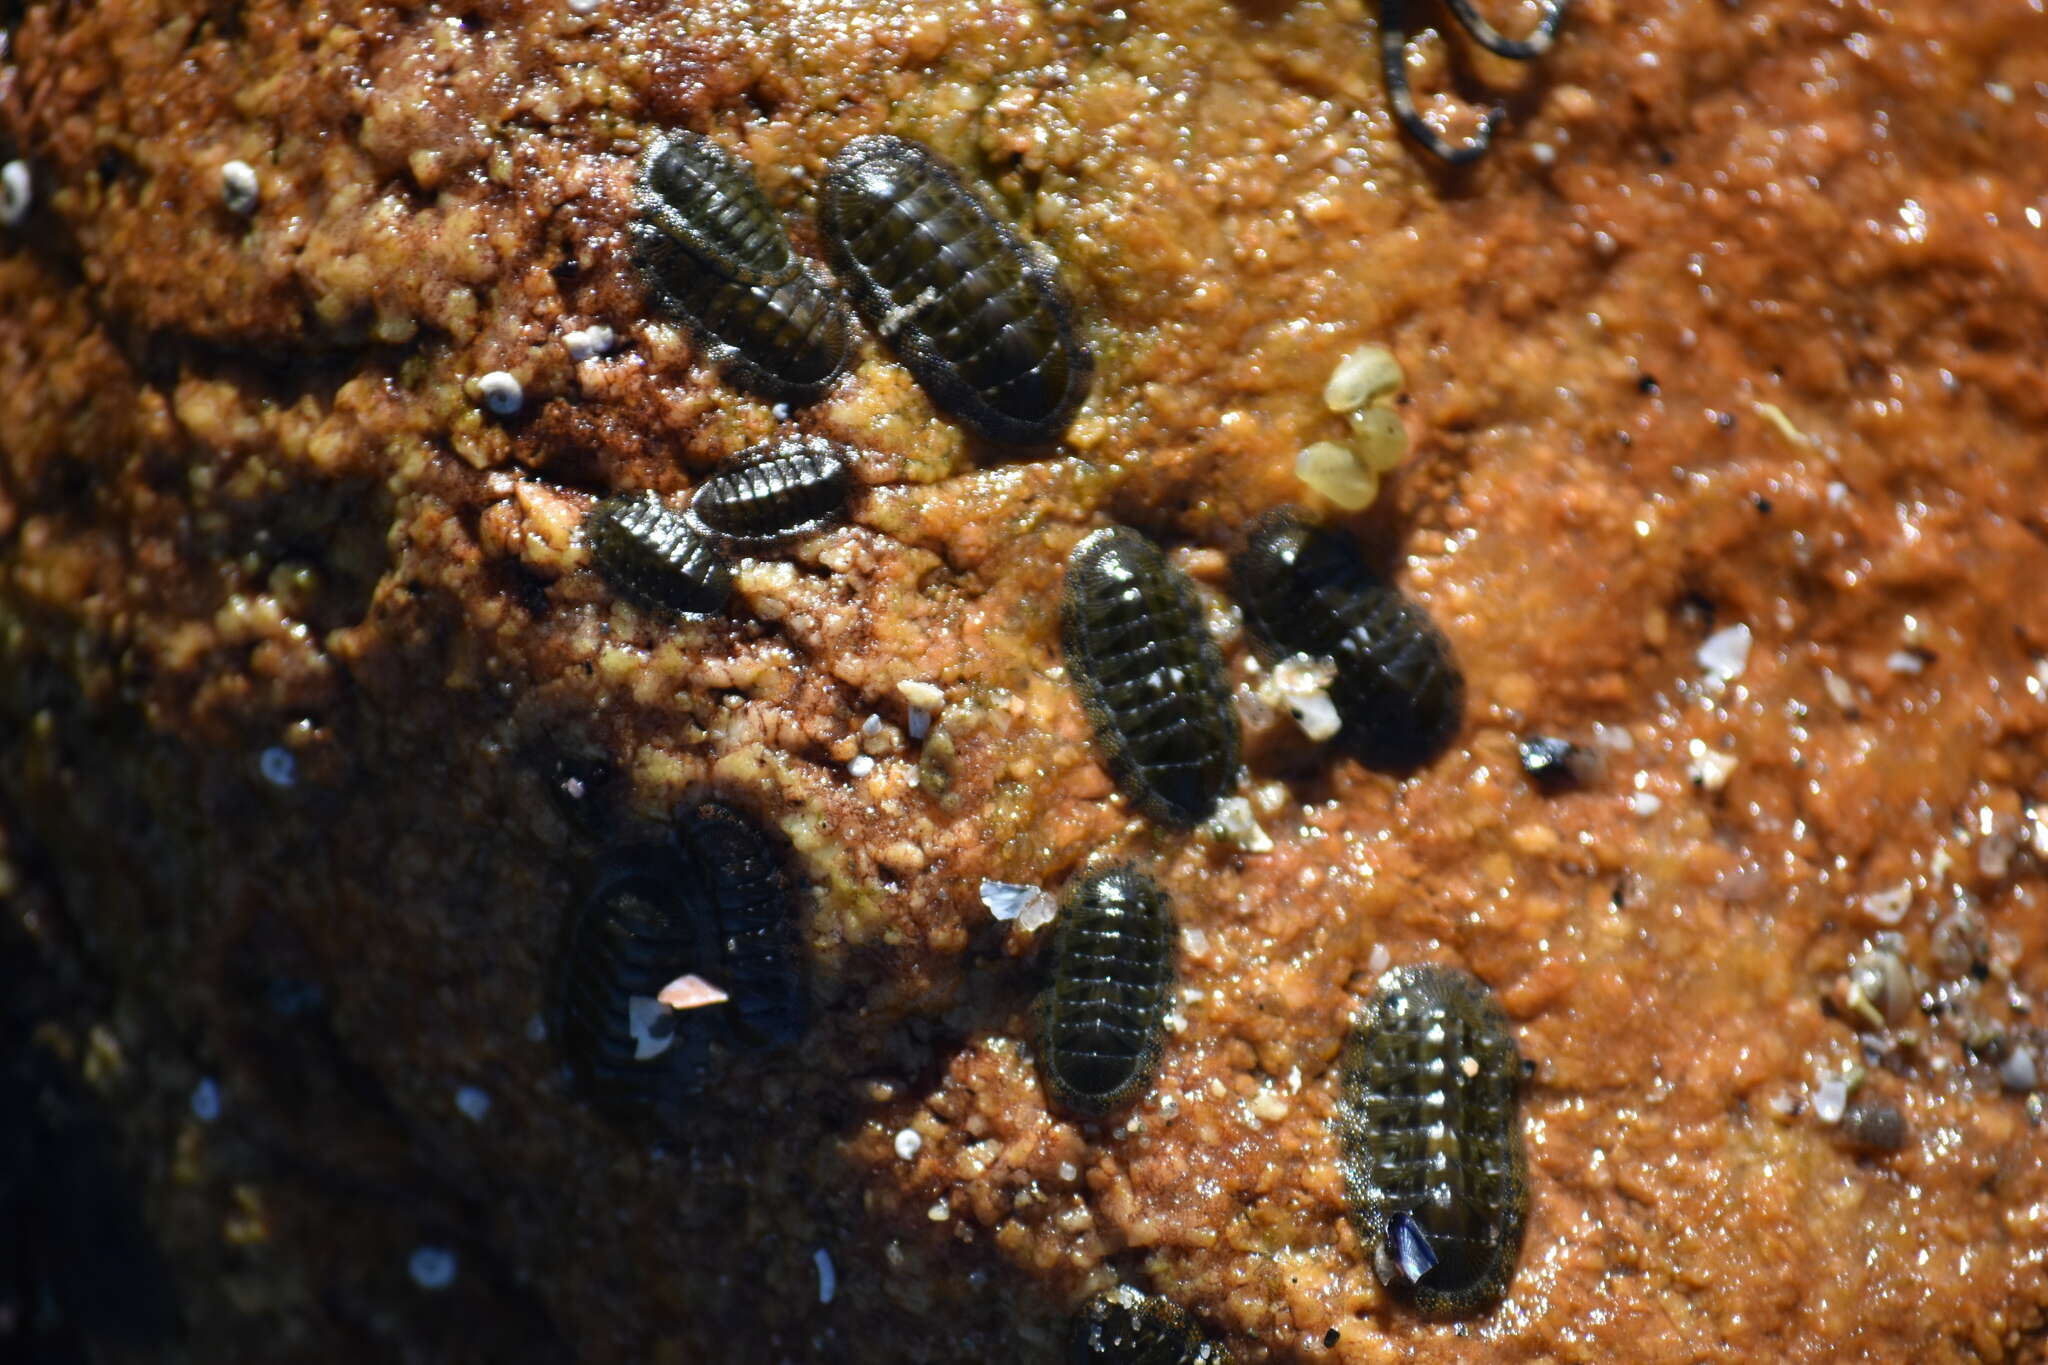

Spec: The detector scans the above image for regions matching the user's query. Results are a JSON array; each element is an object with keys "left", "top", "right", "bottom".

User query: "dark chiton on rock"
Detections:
[
  {"left": 1069, "top": 1285, "right": 1234, "bottom": 1364},
  {"left": 557, "top": 844, "right": 721, "bottom": 1117},
  {"left": 688, "top": 435, "right": 854, "bottom": 548},
  {"left": 1062, "top": 527, "right": 1241, "bottom": 826},
  {"left": 675, "top": 801, "right": 806, "bottom": 1049},
  {"left": 1038, "top": 866, "right": 1174, "bottom": 1118},
  {"left": 1231, "top": 508, "right": 1463, "bottom": 771},
  {"left": 631, "top": 137, "right": 849, "bottom": 405},
  {"left": 1337, "top": 964, "right": 1528, "bottom": 1316},
  {"left": 635, "top": 131, "right": 801, "bottom": 287},
  {"left": 821, "top": 133, "right": 1092, "bottom": 446},
  {"left": 584, "top": 491, "right": 733, "bottom": 617}
]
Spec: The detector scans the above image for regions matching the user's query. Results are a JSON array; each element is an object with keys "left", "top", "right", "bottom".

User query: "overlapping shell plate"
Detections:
[
  {"left": 631, "top": 135, "right": 849, "bottom": 405},
  {"left": 688, "top": 435, "right": 854, "bottom": 549},
  {"left": 1061, "top": 527, "right": 1241, "bottom": 827},
  {"left": 1037, "top": 866, "right": 1175, "bottom": 1118},
  {"left": 557, "top": 844, "right": 721, "bottom": 1118},
  {"left": 583, "top": 491, "right": 733, "bottom": 618},
  {"left": 821, "top": 134, "right": 1092, "bottom": 447},
  {"left": 675, "top": 801, "right": 807, "bottom": 1049},
  {"left": 1069, "top": 1285, "right": 1234, "bottom": 1364},
  {"left": 635, "top": 131, "right": 800, "bottom": 287},
  {"left": 1337, "top": 964, "right": 1528, "bottom": 1316},
  {"left": 1232, "top": 509, "right": 1463, "bottom": 772}
]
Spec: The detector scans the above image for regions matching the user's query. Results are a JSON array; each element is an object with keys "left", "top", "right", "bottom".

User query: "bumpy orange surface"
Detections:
[{"left": 3, "top": 0, "right": 2047, "bottom": 1361}]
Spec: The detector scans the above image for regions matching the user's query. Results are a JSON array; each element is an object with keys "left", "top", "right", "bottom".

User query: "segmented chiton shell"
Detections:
[
  {"left": 557, "top": 845, "right": 719, "bottom": 1115},
  {"left": 821, "top": 133, "right": 1092, "bottom": 446},
  {"left": 1062, "top": 527, "right": 1240, "bottom": 826},
  {"left": 1070, "top": 1285, "right": 1234, "bottom": 1364},
  {"left": 688, "top": 435, "right": 854, "bottom": 547},
  {"left": 584, "top": 491, "right": 732, "bottom": 617},
  {"left": 634, "top": 251, "right": 851, "bottom": 406},
  {"left": 635, "top": 131, "right": 800, "bottom": 286},
  {"left": 1231, "top": 509, "right": 1463, "bottom": 771},
  {"left": 675, "top": 801, "right": 806, "bottom": 1049},
  {"left": 1038, "top": 866, "right": 1174, "bottom": 1117},
  {"left": 1337, "top": 964, "right": 1528, "bottom": 1316},
  {"left": 630, "top": 133, "right": 850, "bottom": 405}
]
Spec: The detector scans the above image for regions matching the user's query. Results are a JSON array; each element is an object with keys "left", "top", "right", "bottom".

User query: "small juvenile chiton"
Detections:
[
  {"left": 688, "top": 435, "right": 854, "bottom": 547},
  {"left": 1231, "top": 509, "right": 1463, "bottom": 771},
  {"left": 635, "top": 131, "right": 800, "bottom": 286},
  {"left": 1038, "top": 866, "right": 1174, "bottom": 1118},
  {"left": 631, "top": 138, "right": 849, "bottom": 405},
  {"left": 821, "top": 134, "right": 1092, "bottom": 447},
  {"left": 584, "top": 491, "right": 732, "bottom": 617},
  {"left": 557, "top": 845, "right": 719, "bottom": 1116},
  {"left": 675, "top": 801, "right": 807, "bottom": 1049},
  {"left": 1062, "top": 527, "right": 1241, "bottom": 826},
  {"left": 1069, "top": 1285, "right": 1234, "bottom": 1364},
  {"left": 1337, "top": 964, "right": 1528, "bottom": 1316}
]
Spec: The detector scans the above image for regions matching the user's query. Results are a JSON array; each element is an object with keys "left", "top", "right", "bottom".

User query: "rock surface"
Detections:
[{"left": 3, "top": 0, "right": 2048, "bottom": 1361}]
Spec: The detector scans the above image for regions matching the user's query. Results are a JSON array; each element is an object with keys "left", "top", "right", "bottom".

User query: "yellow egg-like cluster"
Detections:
[{"left": 1296, "top": 345, "right": 1410, "bottom": 510}]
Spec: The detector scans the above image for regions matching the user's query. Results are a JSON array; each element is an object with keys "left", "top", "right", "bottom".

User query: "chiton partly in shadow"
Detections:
[
  {"left": 1062, "top": 527, "right": 1241, "bottom": 826},
  {"left": 688, "top": 435, "right": 854, "bottom": 548},
  {"left": 1337, "top": 964, "right": 1528, "bottom": 1316},
  {"left": 1069, "top": 1285, "right": 1234, "bottom": 1365},
  {"left": 584, "top": 491, "right": 732, "bottom": 618},
  {"left": 1038, "top": 866, "right": 1174, "bottom": 1118},
  {"left": 821, "top": 134, "right": 1092, "bottom": 446},
  {"left": 675, "top": 801, "right": 807, "bottom": 1049},
  {"left": 556, "top": 844, "right": 720, "bottom": 1118},
  {"left": 1231, "top": 508, "right": 1463, "bottom": 771}
]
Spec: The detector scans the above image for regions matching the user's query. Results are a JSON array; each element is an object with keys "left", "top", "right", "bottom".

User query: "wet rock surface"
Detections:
[{"left": 3, "top": 1, "right": 2048, "bottom": 1361}]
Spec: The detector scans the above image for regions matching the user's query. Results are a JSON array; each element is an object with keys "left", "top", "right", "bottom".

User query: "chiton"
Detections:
[
  {"left": 557, "top": 845, "right": 720, "bottom": 1116},
  {"left": 630, "top": 136, "right": 849, "bottom": 406},
  {"left": 1070, "top": 1285, "right": 1234, "bottom": 1365},
  {"left": 821, "top": 134, "right": 1092, "bottom": 446},
  {"left": 1232, "top": 509, "right": 1463, "bottom": 771},
  {"left": 584, "top": 491, "right": 732, "bottom": 617},
  {"left": 635, "top": 131, "right": 800, "bottom": 286},
  {"left": 1062, "top": 527, "right": 1241, "bottom": 826},
  {"left": 688, "top": 435, "right": 854, "bottom": 547},
  {"left": 1038, "top": 866, "right": 1174, "bottom": 1118},
  {"left": 675, "top": 801, "right": 806, "bottom": 1049},
  {"left": 1337, "top": 964, "right": 1528, "bottom": 1316}
]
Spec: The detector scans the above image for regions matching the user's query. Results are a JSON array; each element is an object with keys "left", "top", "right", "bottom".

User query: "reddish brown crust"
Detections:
[{"left": 3, "top": 2, "right": 2048, "bottom": 1363}]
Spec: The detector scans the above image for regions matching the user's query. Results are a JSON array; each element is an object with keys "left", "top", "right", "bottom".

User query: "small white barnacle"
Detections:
[
  {"left": 221, "top": 159, "right": 260, "bottom": 215},
  {"left": 1, "top": 159, "right": 31, "bottom": 229},
  {"left": 564, "top": 323, "right": 616, "bottom": 361},
  {"left": 477, "top": 370, "right": 524, "bottom": 416}
]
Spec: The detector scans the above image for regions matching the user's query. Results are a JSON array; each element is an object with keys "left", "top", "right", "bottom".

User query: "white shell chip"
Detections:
[{"left": 980, "top": 879, "right": 1057, "bottom": 931}]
